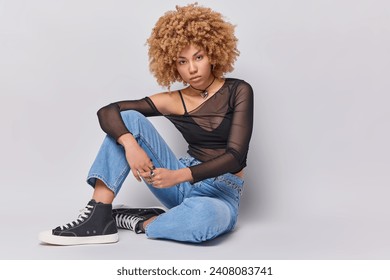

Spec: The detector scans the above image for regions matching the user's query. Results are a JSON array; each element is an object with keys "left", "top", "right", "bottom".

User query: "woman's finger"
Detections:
[
  {"left": 132, "top": 169, "right": 142, "bottom": 182},
  {"left": 140, "top": 169, "right": 157, "bottom": 178}
]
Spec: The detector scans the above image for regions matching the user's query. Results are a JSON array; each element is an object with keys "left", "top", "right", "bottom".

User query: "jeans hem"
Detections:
[
  {"left": 86, "top": 174, "right": 118, "bottom": 196},
  {"left": 144, "top": 212, "right": 165, "bottom": 237}
]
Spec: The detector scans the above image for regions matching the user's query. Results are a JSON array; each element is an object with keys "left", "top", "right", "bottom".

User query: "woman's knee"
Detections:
[
  {"left": 120, "top": 110, "right": 144, "bottom": 124},
  {"left": 185, "top": 197, "right": 232, "bottom": 226},
  {"left": 159, "top": 198, "right": 233, "bottom": 243},
  {"left": 119, "top": 110, "right": 151, "bottom": 134}
]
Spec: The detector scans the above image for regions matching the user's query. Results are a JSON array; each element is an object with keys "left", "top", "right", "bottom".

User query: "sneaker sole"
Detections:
[
  {"left": 112, "top": 204, "right": 166, "bottom": 211},
  {"left": 39, "top": 231, "right": 119, "bottom": 246}
]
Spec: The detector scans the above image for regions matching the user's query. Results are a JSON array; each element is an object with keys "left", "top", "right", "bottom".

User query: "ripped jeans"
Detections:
[{"left": 87, "top": 110, "right": 243, "bottom": 243}]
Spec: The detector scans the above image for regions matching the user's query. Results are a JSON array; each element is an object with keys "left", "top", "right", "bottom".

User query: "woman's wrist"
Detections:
[
  {"left": 176, "top": 167, "right": 193, "bottom": 184},
  {"left": 117, "top": 133, "right": 138, "bottom": 149}
]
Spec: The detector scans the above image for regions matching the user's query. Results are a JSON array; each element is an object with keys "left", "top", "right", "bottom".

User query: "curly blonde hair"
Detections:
[{"left": 147, "top": 3, "right": 239, "bottom": 88}]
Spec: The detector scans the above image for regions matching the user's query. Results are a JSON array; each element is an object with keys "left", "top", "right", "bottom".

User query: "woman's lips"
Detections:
[{"left": 190, "top": 76, "right": 202, "bottom": 82}]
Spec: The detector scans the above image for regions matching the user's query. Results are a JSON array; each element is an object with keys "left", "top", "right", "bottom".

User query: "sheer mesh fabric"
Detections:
[
  {"left": 97, "top": 78, "right": 254, "bottom": 183},
  {"left": 97, "top": 98, "right": 160, "bottom": 140}
]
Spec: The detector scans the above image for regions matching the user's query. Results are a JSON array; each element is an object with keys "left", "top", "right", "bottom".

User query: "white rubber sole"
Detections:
[
  {"left": 39, "top": 230, "right": 119, "bottom": 246},
  {"left": 112, "top": 204, "right": 166, "bottom": 211}
]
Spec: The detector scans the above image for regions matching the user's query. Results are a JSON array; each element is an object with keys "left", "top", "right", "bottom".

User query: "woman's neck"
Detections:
[{"left": 186, "top": 77, "right": 224, "bottom": 98}]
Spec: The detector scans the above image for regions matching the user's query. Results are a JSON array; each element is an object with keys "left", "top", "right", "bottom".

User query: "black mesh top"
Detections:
[{"left": 97, "top": 78, "right": 254, "bottom": 183}]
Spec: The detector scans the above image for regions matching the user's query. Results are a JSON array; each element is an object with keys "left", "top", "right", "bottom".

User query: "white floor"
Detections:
[{"left": 2, "top": 185, "right": 390, "bottom": 260}]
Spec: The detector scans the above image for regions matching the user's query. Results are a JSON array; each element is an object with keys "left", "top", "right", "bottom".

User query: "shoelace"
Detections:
[
  {"left": 59, "top": 204, "right": 93, "bottom": 230},
  {"left": 115, "top": 214, "right": 143, "bottom": 231}
]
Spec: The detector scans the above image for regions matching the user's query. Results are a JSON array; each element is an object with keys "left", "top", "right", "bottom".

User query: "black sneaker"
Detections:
[
  {"left": 112, "top": 205, "right": 165, "bottom": 234},
  {"left": 39, "top": 199, "right": 119, "bottom": 245}
]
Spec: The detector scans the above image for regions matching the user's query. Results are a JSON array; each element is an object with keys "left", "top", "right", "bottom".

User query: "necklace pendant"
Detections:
[{"left": 190, "top": 76, "right": 216, "bottom": 99}]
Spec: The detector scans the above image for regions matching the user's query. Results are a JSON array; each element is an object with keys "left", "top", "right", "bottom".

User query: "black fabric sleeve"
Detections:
[
  {"left": 189, "top": 81, "right": 254, "bottom": 182},
  {"left": 97, "top": 97, "right": 161, "bottom": 141}
]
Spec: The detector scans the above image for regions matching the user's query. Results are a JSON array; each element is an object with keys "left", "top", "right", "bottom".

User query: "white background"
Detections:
[{"left": 0, "top": 0, "right": 389, "bottom": 259}]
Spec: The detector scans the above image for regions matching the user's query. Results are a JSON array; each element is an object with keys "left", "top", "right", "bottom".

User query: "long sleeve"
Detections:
[
  {"left": 188, "top": 81, "right": 254, "bottom": 182},
  {"left": 97, "top": 97, "right": 161, "bottom": 141}
]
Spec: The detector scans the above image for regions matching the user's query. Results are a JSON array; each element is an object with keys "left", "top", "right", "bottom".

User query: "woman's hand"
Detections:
[
  {"left": 139, "top": 167, "right": 193, "bottom": 188},
  {"left": 125, "top": 145, "right": 154, "bottom": 182},
  {"left": 117, "top": 133, "right": 193, "bottom": 186},
  {"left": 118, "top": 133, "right": 154, "bottom": 182}
]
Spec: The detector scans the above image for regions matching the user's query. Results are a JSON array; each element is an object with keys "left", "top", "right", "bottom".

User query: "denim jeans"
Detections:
[{"left": 87, "top": 110, "right": 243, "bottom": 243}]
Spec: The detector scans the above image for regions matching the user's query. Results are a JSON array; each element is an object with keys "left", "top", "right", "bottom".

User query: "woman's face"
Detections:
[{"left": 176, "top": 45, "right": 213, "bottom": 88}]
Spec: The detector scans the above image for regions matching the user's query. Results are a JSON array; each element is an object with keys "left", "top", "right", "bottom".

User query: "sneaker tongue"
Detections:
[
  {"left": 88, "top": 199, "right": 104, "bottom": 206},
  {"left": 88, "top": 199, "right": 98, "bottom": 206}
]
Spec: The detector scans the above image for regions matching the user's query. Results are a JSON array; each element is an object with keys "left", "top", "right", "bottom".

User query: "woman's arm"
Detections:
[
  {"left": 97, "top": 92, "right": 182, "bottom": 140},
  {"left": 97, "top": 92, "right": 190, "bottom": 186},
  {"left": 97, "top": 98, "right": 161, "bottom": 141}
]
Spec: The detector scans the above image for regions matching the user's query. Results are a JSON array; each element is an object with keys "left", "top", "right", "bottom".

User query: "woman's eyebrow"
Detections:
[
  {"left": 178, "top": 50, "right": 202, "bottom": 59},
  {"left": 192, "top": 50, "right": 202, "bottom": 57}
]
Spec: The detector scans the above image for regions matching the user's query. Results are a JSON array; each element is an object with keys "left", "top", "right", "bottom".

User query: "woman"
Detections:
[{"left": 39, "top": 3, "right": 253, "bottom": 245}]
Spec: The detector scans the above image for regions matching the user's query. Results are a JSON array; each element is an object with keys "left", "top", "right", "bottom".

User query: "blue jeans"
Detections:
[{"left": 87, "top": 110, "right": 243, "bottom": 243}]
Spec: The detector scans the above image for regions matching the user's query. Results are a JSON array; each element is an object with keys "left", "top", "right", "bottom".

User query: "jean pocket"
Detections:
[
  {"left": 216, "top": 172, "right": 243, "bottom": 189},
  {"left": 213, "top": 175, "right": 242, "bottom": 202}
]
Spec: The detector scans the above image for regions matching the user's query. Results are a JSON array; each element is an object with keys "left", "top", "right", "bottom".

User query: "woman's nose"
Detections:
[{"left": 188, "top": 61, "right": 197, "bottom": 74}]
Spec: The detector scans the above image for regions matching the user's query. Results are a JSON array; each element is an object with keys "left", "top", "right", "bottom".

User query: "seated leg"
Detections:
[{"left": 145, "top": 196, "right": 236, "bottom": 243}]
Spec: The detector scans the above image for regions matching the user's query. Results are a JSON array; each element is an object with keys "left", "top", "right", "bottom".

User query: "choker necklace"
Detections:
[{"left": 190, "top": 76, "right": 216, "bottom": 99}]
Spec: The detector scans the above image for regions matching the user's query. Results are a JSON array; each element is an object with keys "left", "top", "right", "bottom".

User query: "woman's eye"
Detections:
[
  {"left": 196, "top": 55, "right": 203, "bottom": 60},
  {"left": 178, "top": 60, "right": 186, "bottom": 65}
]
